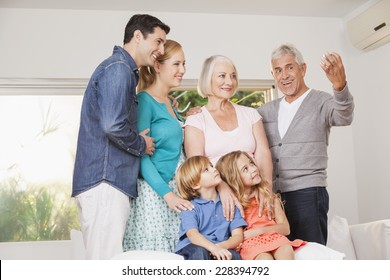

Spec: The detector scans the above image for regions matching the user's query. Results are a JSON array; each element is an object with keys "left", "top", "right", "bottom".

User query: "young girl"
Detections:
[
  {"left": 216, "top": 151, "right": 306, "bottom": 260},
  {"left": 174, "top": 156, "right": 247, "bottom": 260}
]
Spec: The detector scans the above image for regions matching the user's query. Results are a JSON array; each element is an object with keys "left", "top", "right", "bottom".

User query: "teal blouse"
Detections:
[{"left": 137, "top": 91, "right": 184, "bottom": 197}]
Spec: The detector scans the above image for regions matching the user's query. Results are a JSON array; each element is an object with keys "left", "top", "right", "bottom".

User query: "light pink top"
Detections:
[{"left": 185, "top": 102, "right": 261, "bottom": 165}]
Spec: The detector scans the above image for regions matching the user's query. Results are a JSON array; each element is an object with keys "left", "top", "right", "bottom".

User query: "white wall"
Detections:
[
  {"left": 339, "top": 0, "right": 390, "bottom": 223},
  {"left": 346, "top": 41, "right": 390, "bottom": 223},
  {"left": 2, "top": 7, "right": 387, "bottom": 225}
]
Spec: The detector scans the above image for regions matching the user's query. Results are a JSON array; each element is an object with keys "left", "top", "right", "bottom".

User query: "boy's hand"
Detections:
[{"left": 209, "top": 245, "right": 232, "bottom": 260}]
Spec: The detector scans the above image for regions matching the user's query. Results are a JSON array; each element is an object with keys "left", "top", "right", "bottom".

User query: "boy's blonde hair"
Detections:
[
  {"left": 176, "top": 156, "right": 211, "bottom": 200},
  {"left": 216, "top": 151, "right": 272, "bottom": 208}
]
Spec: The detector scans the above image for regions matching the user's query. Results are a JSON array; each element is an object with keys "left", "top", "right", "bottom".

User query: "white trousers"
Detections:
[{"left": 76, "top": 182, "right": 130, "bottom": 260}]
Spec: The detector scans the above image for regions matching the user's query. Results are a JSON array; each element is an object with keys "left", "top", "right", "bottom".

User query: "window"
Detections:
[
  {"left": 169, "top": 79, "right": 277, "bottom": 116},
  {"left": 0, "top": 78, "right": 84, "bottom": 242},
  {"left": 0, "top": 78, "right": 276, "bottom": 242}
]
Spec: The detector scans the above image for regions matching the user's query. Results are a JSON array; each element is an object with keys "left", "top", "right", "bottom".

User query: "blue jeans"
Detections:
[
  {"left": 177, "top": 243, "right": 241, "bottom": 260},
  {"left": 280, "top": 187, "right": 329, "bottom": 245}
]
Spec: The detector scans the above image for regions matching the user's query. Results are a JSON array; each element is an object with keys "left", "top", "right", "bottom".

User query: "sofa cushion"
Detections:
[
  {"left": 111, "top": 250, "right": 184, "bottom": 260},
  {"left": 327, "top": 215, "right": 357, "bottom": 260},
  {"left": 349, "top": 219, "right": 390, "bottom": 260},
  {"left": 294, "top": 242, "right": 345, "bottom": 260},
  {"left": 70, "top": 229, "right": 85, "bottom": 260}
]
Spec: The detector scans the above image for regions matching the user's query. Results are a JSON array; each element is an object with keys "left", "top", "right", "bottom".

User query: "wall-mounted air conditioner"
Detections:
[{"left": 347, "top": 0, "right": 390, "bottom": 51}]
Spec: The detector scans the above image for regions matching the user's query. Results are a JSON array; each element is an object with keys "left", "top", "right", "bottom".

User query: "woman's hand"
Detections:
[
  {"left": 185, "top": 106, "right": 202, "bottom": 117},
  {"left": 168, "top": 95, "right": 179, "bottom": 110},
  {"left": 163, "top": 192, "right": 194, "bottom": 213},
  {"left": 217, "top": 181, "right": 244, "bottom": 221},
  {"left": 257, "top": 190, "right": 274, "bottom": 220}
]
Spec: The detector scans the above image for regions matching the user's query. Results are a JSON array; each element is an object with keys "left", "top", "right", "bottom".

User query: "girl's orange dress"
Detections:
[{"left": 239, "top": 198, "right": 306, "bottom": 260}]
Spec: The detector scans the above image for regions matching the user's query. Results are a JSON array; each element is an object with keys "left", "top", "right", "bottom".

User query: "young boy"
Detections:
[{"left": 174, "top": 156, "right": 246, "bottom": 260}]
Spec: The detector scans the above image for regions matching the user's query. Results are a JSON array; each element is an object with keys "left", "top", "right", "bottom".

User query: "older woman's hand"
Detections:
[
  {"left": 217, "top": 181, "right": 244, "bottom": 221},
  {"left": 257, "top": 190, "right": 274, "bottom": 220}
]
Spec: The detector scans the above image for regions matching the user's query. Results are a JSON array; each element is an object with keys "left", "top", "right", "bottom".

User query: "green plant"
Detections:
[
  {"left": 171, "top": 89, "right": 267, "bottom": 117},
  {"left": 0, "top": 180, "right": 79, "bottom": 241}
]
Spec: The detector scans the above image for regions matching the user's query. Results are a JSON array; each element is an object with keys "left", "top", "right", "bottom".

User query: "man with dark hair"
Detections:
[{"left": 72, "top": 14, "right": 170, "bottom": 259}]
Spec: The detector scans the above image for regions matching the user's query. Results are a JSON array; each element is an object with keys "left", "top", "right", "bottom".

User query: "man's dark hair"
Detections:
[{"left": 124, "top": 14, "right": 170, "bottom": 44}]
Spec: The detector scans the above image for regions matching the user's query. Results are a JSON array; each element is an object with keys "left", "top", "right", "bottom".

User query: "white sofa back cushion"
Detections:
[{"left": 349, "top": 219, "right": 390, "bottom": 260}]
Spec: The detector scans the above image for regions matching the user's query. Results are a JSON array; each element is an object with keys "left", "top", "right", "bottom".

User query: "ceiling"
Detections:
[{"left": 0, "top": 0, "right": 374, "bottom": 18}]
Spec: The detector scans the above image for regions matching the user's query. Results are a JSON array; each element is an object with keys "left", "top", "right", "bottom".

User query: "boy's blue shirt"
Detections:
[{"left": 174, "top": 194, "right": 247, "bottom": 252}]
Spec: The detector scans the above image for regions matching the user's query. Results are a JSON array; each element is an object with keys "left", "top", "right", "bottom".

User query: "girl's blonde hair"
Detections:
[
  {"left": 216, "top": 151, "right": 272, "bottom": 208},
  {"left": 176, "top": 155, "right": 211, "bottom": 200},
  {"left": 137, "top": 39, "right": 183, "bottom": 91}
]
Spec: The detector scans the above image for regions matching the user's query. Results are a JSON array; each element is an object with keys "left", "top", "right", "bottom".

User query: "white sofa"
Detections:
[
  {"left": 1, "top": 217, "right": 389, "bottom": 260},
  {"left": 0, "top": 232, "right": 344, "bottom": 260},
  {"left": 326, "top": 215, "right": 390, "bottom": 259}
]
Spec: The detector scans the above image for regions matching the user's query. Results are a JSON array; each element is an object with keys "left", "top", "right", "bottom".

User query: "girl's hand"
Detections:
[
  {"left": 163, "top": 192, "right": 194, "bottom": 213},
  {"left": 209, "top": 245, "right": 232, "bottom": 260},
  {"left": 218, "top": 181, "right": 244, "bottom": 221},
  {"left": 243, "top": 228, "right": 263, "bottom": 240}
]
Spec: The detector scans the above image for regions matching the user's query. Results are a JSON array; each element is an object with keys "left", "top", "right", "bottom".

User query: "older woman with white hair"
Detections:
[{"left": 184, "top": 55, "right": 273, "bottom": 220}]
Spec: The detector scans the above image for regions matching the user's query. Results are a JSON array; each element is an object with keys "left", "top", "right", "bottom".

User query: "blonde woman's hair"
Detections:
[
  {"left": 137, "top": 39, "right": 183, "bottom": 91},
  {"left": 216, "top": 151, "right": 272, "bottom": 209},
  {"left": 176, "top": 156, "right": 211, "bottom": 200},
  {"left": 197, "top": 55, "right": 239, "bottom": 98}
]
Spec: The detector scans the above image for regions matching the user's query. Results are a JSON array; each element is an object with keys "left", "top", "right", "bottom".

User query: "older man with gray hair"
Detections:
[{"left": 258, "top": 43, "right": 354, "bottom": 245}]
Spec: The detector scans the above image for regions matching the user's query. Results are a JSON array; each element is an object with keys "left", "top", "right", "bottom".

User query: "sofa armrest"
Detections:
[
  {"left": 327, "top": 215, "right": 357, "bottom": 259},
  {"left": 349, "top": 219, "right": 390, "bottom": 260}
]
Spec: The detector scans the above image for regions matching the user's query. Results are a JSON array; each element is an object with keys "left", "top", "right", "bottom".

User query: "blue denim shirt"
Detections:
[{"left": 72, "top": 46, "right": 145, "bottom": 198}]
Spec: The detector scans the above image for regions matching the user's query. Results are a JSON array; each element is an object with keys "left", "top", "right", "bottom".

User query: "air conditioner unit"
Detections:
[{"left": 347, "top": 0, "right": 390, "bottom": 51}]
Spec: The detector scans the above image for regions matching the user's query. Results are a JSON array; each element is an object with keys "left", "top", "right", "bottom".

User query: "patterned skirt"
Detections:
[
  {"left": 239, "top": 231, "right": 306, "bottom": 260},
  {"left": 123, "top": 152, "right": 185, "bottom": 252}
]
